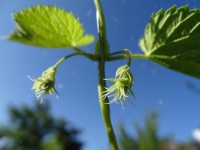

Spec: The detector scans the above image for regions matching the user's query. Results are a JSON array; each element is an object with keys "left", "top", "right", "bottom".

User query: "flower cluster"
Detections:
[
  {"left": 28, "top": 66, "right": 58, "bottom": 103},
  {"left": 102, "top": 64, "right": 135, "bottom": 109}
]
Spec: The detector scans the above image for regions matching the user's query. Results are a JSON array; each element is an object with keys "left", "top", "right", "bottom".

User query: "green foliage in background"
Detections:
[
  {"left": 118, "top": 112, "right": 161, "bottom": 150},
  {"left": 118, "top": 111, "right": 200, "bottom": 150},
  {"left": 0, "top": 101, "right": 82, "bottom": 150}
]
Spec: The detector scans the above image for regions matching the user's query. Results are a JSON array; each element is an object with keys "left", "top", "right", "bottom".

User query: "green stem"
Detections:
[
  {"left": 97, "top": 60, "right": 119, "bottom": 150},
  {"left": 107, "top": 54, "right": 150, "bottom": 61},
  {"left": 53, "top": 52, "right": 84, "bottom": 68},
  {"left": 94, "top": 0, "right": 106, "bottom": 36},
  {"left": 109, "top": 49, "right": 133, "bottom": 66},
  {"left": 73, "top": 47, "right": 99, "bottom": 61},
  {"left": 107, "top": 53, "right": 173, "bottom": 61},
  {"left": 94, "top": 0, "right": 119, "bottom": 149}
]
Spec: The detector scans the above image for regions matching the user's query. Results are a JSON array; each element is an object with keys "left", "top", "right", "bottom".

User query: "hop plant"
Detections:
[
  {"left": 102, "top": 64, "right": 135, "bottom": 109},
  {"left": 8, "top": 3, "right": 200, "bottom": 150}
]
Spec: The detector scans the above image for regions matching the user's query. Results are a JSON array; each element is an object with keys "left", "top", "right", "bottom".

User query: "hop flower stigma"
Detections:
[
  {"left": 28, "top": 66, "right": 59, "bottom": 103},
  {"left": 102, "top": 64, "right": 135, "bottom": 109}
]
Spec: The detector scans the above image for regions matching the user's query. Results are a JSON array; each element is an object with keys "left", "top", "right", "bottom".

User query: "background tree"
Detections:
[
  {"left": 118, "top": 111, "right": 161, "bottom": 150},
  {"left": 0, "top": 101, "right": 82, "bottom": 150},
  {"left": 118, "top": 111, "right": 200, "bottom": 150}
]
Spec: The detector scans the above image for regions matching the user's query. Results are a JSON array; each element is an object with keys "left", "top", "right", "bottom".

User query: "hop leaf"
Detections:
[
  {"left": 8, "top": 5, "right": 94, "bottom": 48},
  {"left": 139, "top": 5, "right": 200, "bottom": 78}
]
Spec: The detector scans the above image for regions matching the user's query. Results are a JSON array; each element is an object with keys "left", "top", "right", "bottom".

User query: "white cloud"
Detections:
[{"left": 193, "top": 128, "right": 200, "bottom": 142}]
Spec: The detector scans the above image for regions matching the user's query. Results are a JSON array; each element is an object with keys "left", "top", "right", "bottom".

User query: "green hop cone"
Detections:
[
  {"left": 28, "top": 66, "right": 58, "bottom": 103},
  {"left": 102, "top": 64, "right": 135, "bottom": 109}
]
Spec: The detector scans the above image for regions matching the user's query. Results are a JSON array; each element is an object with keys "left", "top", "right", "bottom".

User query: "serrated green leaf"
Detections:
[
  {"left": 139, "top": 5, "right": 200, "bottom": 78},
  {"left": 8, "top": 5, "right": 94, "bottom": 48}
]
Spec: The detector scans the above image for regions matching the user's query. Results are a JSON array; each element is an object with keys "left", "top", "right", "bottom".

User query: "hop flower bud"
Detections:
[
  {"left": 28, "top": 66, "right": 58, "bottom": 103},
  {"left": 102, "top": 65, "right": 135, "bottom": 109}
]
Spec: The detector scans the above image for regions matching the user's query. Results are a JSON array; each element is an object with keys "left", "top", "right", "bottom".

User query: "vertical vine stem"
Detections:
[
  {"left": 94, "top": 0, "right": 119, "bottom": 149},
  {"left": 97, "top": 60, "right": 119, "bottom": 150}
]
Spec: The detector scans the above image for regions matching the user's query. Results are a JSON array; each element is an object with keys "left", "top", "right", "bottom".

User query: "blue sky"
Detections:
[{"left": 0, "top": 0, "right": 200, "bottom": 149}]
